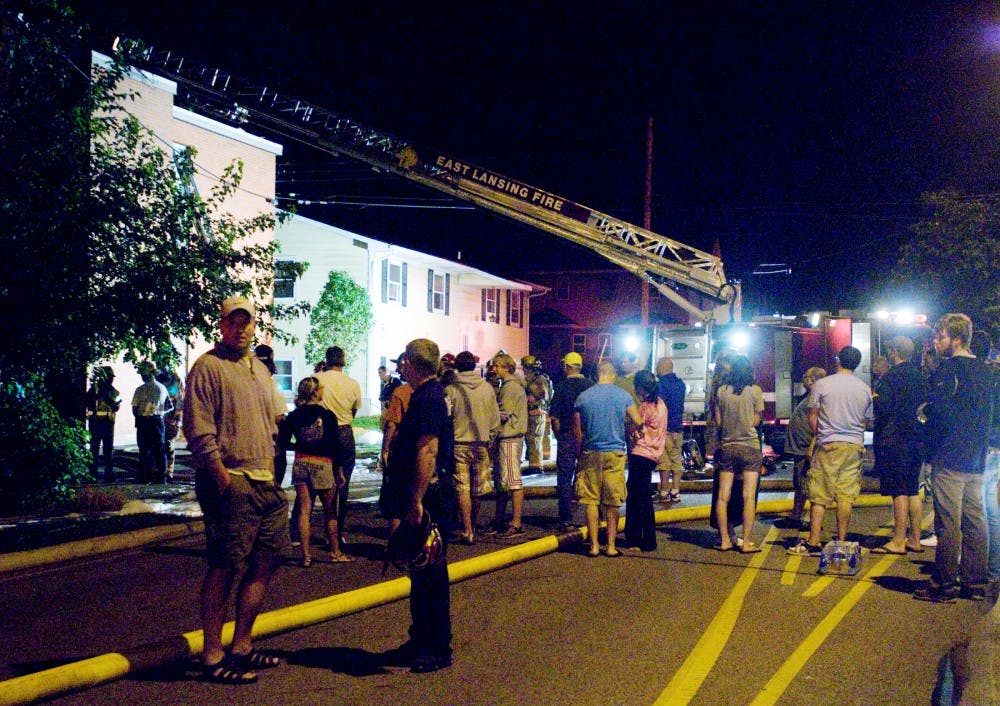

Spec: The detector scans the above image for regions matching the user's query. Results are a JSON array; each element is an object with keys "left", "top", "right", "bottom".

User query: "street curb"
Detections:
[{"left": 0, "top": 521, "right": 205, "bottom": 575}]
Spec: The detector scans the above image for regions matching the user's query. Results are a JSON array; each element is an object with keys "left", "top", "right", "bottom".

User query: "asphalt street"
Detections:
[{"left": 1, "top": 485, "right": 996, "bottom": 706}]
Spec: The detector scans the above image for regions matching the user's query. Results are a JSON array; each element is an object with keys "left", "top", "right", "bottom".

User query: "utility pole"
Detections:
[{"left": 641, "top": 118, "right": 653, "bottom": 357}]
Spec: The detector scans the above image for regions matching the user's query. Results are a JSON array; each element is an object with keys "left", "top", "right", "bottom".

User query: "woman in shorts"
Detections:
[
  {"left": 278, "top": 377, "right": 350, "bottom": 566},
  {"left": 714, "top": 355, "right": 765, "bottom": 553}
]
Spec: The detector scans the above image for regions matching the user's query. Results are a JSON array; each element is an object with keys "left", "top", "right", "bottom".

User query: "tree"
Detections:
[
  {"left": 305, "top": 271, "right": 374, "bottom": 368},
  {"left": 0, "top": 2, "right": 302, "bottom": 508},
  {"left": 893, "top": 189, "right": 1000, "bottom": 341}
]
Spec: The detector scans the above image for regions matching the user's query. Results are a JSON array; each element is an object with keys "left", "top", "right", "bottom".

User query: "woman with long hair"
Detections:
[
  {"left": 278, "top": 377, "right": 351, "bottom": 566},
  {"left": 624, "top": 370, "right": 668, "bottom": 552},
  {"left": 713, "top": 355, "right": 765, "bottom": 553}
]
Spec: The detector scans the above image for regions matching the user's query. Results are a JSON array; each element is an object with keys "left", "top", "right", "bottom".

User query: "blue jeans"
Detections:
[
  {"left": 983, "top": 449, "right": 1000, "bottom": 582},
  {"left": 556, "top": 434, "right": 579, "bottom": 523},
  {"left": 930, "top": 467, "right": 987, "bottom": 590}
]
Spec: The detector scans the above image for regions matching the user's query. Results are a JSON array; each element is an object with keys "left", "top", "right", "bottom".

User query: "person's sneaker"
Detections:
[
  {"left": 479, "top": 522, "right": 504, "bottom": 536},
  {"left": 959, "top": 585, "right": 987, "bottom": 602},
  {"left": 919, "top": 534, "right": 938, "bottom": 547},
  {"left": 786, "top": 541, "right": 823, "bottom": 556},
  {"left": 555, "top": 521, "right": 576, "bottom": 533},
  {"left": 497, "top": 524, "right": 525, "bottom": 537},
  {"left": 410, "top": 653, "right": 452, "bottom": 673},
  {"left": 913, "top": 584, "right": 958, "bottom": 603}
]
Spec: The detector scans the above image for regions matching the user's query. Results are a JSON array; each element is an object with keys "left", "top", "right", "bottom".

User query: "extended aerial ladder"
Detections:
[{"left": 115, "top": 39, "right": 739, "bottom": 324}]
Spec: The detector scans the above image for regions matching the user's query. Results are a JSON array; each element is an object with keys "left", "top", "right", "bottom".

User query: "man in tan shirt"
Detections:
[{"left": 315, "top": 345, "right": 361, "bottom": 553}]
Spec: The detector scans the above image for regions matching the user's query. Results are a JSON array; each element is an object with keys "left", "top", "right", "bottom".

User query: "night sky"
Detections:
[{"left": 71, "top": 1, "right": 1000, "bottom": 317}]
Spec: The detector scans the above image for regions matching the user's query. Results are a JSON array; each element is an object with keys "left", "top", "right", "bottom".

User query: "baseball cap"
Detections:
[
  {"left": 390, "top": 351, "right": 407, "bottom": 364},
  {"left": 562, "top": 352, "right": 583, "bottom": 367},
  {"left": 221, "top": 295, "right": 256, "bottom": 318},
  {"left": 441, "top": 353, "right": 457, "bottom": 368}
]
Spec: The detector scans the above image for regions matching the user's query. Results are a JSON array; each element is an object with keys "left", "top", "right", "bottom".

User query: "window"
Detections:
[
  {"left": 507, "top": 290, "right": 523, "bottom": 328},
  {"left": 428, "top": 269, "right": 450, "bottom": 314},
  {"left": 274, "top": 260, "right": 299, "bottom": 300},
  {"left": 572, "top": 334, "right": 586, "bottom": 354},
  {"left": 274, "top": 360, "right": 293, "bottom": 397},
  {"left": 382, "top": 259, "right": 407, "bottom": 305},
  {"left": 482, "top": 288, "right": 499, "bottom": 323},
  {"left": 556, "top": 277, "right": 570, "bottom": 301},
  {"left": 597, "top": 333, "right": 613, "bottom": 359}
]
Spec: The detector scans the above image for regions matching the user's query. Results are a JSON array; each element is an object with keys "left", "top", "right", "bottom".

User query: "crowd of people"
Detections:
[{"left": 130, "top": 293, "right": 999, "bottom": 684}]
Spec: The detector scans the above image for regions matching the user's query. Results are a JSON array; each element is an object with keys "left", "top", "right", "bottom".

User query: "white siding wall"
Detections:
[{"left": 274, "top": 216, "right": 531, "bottom": 416}]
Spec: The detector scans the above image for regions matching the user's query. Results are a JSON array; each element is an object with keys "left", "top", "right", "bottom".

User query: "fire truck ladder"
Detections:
[{"left": 115, "top": 39, "right": 737, "bottom": 323}]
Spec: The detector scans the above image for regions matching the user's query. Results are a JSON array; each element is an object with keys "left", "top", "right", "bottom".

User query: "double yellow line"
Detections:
[{"left": 655, "top": 497, "right": 918, "bottom": 705}]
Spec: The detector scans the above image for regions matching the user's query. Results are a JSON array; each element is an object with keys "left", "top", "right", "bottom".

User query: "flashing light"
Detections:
[
  {"left": 730, "top": 330, "right": 751, "bottom": 351},
  {"left": 693, "top": 321, "right": 703, "bottom": 328},
  {"left": 624, "top": 335, "right": 640, "bottom": 353},
  {"left": 810, "top": 312, "right": 821, "bottom": 327},
  {"left": 875, "top": 310, "right": 890, "bottom": 320},
  {"left": 896, "top": 309, "right": 915, "bottom": 325}
]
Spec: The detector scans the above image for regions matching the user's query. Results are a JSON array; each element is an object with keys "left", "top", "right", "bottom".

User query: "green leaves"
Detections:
[
  {"left": 895, "top": 189, "right": 1000, "bottom": 341},
  {"left": 304, "top": 271, "right": 374, "bottom": 367}
]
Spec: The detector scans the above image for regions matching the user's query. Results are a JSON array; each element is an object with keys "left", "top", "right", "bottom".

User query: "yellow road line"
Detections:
[
  {"left": 653, "top": 525, "right": 779, "bottom": 706},
  {"left": 798, "top": 522, "right": 893, "bottom": 596},
  {"left": 781, "top": 554, "right": 802, "bottom": 585},
  {"left": 749, "top": 553, "right": 898, "bottom": 706}
]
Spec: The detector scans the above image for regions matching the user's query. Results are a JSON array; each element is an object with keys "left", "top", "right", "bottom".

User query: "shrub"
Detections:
[
  {"left": 65, "top": 487, "right": 128, "bottom": 514},
  {"left": 0, "top": 376, "right": 92, "bottom": 514}
]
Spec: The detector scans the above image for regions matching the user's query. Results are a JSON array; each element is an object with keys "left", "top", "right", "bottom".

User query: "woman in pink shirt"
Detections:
[{"left": 624, "top": 370, "right": 668, "bottom": 552}]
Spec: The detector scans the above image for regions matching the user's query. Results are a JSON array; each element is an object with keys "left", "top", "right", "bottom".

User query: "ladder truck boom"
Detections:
[{"left": 115, "top": 39, "right": 736, "bottom": 323}]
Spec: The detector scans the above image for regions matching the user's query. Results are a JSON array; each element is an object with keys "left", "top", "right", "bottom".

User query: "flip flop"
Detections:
[
  {"left": 740, "top": 543, "right": 762, "bottom": 554},
  {"left": 229, "top": 648, "right": 281, "bottom": 671},
  {"left": 586, "top": 548, "right": 600, "bottom": 558},
  {"left": 712, "top": 545, "right": 734, "bottom": 552},
  {"left": 905, "top": 544, "right": 925, "bottom": 554},
  {"left": 872, "top": 545, "right": 906, "bottom": 555},
  {"left": 202, "top": 657, "right": 258, "bottom": 685},
  {"left": 330, "top": 553, "right": 356, "bottom": 563},
  {"left": 604, "top": 549, "right": 622, "bottom": 558}
]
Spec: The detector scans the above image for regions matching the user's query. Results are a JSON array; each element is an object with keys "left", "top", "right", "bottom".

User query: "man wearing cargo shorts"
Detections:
[
  {"left": 183, "top": 296, "right": 290, "bottom": 684},
  {"left": 445, "top": 351, "right": 500, "bottom": 544},
  {"left": 485, "top": 353, "right": 528, "bottom": 536},
  {"left": 573, "top": 361, "right": 641, "bottom": 557},
  {"left": 655, "top": 356, "right": 687, "bottom": 504},
  {"left": 788, "top": 346, "right": 872, "bottom": 556}
]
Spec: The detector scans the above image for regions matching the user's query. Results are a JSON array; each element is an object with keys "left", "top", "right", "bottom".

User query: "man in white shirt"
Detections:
[
  {"left": 132, "top": 363, "right": 172, "bottom": 482},
  {"left": 314, "top": 345, "right": 361, "bottom": 553}
]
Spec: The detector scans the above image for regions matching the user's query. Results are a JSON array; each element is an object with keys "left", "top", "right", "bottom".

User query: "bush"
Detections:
[
  {"left": 0, "top": 376, "right": 92, "bottom": 514},
  {"left": 352, "top": 415, "right": 382, "bottom": 431},
  {"left": 65, "top": 487, "right": 128, "bottom": 514}
]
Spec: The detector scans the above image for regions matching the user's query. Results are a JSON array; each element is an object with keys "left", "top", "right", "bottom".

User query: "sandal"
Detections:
[
  {"left": 301, "top": 557, "right": 312, "bottom": 568},
  {"left": 740, "top": 542, "right": 762, "bottom": 554},
  {"left": 229, "top": 648, "right": 281, "bottom": 671},
  {"left": 330, "top": 553, "right": 356, "bottom": 563},
  {"left": 202, "top": 657, "right": 258, "bottom": 684}
]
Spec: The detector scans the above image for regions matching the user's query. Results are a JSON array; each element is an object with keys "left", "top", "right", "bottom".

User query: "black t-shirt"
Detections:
[
  {"left": 277, "top": 404, "right": 343, "bottom": 460},
  {"left": 388, "top": 378, "right": 455, "bottom": 489},
  {"left": 549, "top": 375, "right": 595, "bottom": 434},
  {"left": 873, "top": 361, "right": 926, "bottom": 447},
  {"left": 379, "top": 376, "right": 402, "bottom": 405}
]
